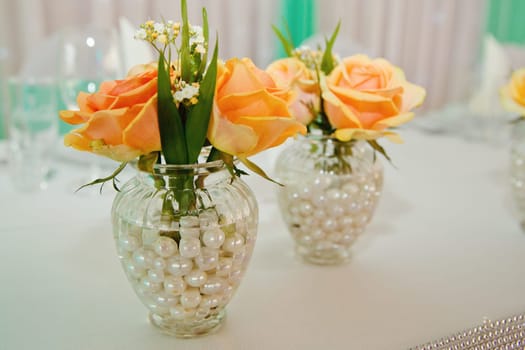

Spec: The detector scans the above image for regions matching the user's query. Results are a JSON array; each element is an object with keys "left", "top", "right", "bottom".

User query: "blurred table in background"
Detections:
[{"left": 0, "top": 128, "right": 524, "bottom": 349}]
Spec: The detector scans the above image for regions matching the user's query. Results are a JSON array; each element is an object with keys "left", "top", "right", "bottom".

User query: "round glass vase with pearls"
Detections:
[
  {"left": 112, "top": 159, "right": 258, "bottom": 338},
  {"left": 274, "top": 135, "right": 383, "bottom": 265}
]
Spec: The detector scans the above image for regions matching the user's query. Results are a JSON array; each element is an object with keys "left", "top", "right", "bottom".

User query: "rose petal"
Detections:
[
  {"left": 208, "top": 104, "right": 259, "bottom": 156},
  {"left": 123, "top": 96, "right": 161, "bottom": 153}
]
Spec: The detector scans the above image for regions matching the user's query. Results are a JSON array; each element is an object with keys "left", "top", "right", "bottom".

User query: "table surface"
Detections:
[{"left": 1, "top": 128, "right": 524, "bottom": 350}]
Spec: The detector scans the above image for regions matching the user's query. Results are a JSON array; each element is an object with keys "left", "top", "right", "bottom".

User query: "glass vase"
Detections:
[
  {"left": 510, "top": 120, "right": 525, "bottom": 231},
  {"left": 111, "top": 160, "right": 258, "bottom": 338},
  {"left": 275, "top": 135, "right": 383, "bottom": 265}
]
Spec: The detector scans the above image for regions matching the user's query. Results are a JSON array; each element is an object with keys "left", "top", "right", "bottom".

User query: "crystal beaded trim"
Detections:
[{"left": 409, "top": 313, "right": 525, "bottom": 350}]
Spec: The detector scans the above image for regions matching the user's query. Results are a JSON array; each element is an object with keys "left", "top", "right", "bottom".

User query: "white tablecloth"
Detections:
[{"left": 1, "top": 128, "right": 524, "bottom": 350}]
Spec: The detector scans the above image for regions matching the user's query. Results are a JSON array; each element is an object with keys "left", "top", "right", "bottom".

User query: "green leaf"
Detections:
[
  {"left": 238, "top": 156, "right": 283, "bottom": 186},
  {"left": 76, "top": 162, "right": 128, "bottom": 193},
  {"left": 185, "top": 40, "right": 219, "bottom": 164},
  {"left": 180, "top": 0, "right": 193, "bottom": 82},
  {"left": 158, "top": 54, "right": 187, "bottom": 164},
  {"left": 272, "top": 24, "right": 294, "bottom": 57},
  {"left": 137, "top": 152, "right": 159, "bottom": 173},
  {"left": 367, "top": 139, "right": 394, "bottom": 166},
  {"left": 320, "top": 21, "right": 341, "bottom": 75},
  {"left": 197, "top": 7, "right": 210, "bottom": 79}
]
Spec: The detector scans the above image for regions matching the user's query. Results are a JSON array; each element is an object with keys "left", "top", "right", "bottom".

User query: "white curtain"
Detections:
[
  {"left": 1, "top": 0, "right": 488, "bottom": 111},
  {"left": 0, "top": 0, "right": 280, "bottom": 75},
  {"left": 318, "top": 0, "right": 486, "bottom": 111}
]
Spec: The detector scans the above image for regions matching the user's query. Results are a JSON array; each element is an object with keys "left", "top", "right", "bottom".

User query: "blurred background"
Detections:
[{"left": 1, "top": 0, "right": 525, "bottom": 141}]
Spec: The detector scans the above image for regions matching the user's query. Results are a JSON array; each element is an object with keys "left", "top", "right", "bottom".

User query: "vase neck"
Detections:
[{"left": 136, "top": 160, "right": 230, "bottom": 190}]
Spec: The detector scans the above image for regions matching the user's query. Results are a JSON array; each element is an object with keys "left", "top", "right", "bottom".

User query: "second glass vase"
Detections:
[{"left": 275, "top": 136, "right": 383, "bottom": 265}]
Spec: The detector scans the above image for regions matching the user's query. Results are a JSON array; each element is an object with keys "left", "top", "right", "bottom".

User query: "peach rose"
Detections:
[
  {"left": 266, "top": 57, "right": 320, "bottom": 125},
  {"left": 59, "top": 63, "right": 160, "bottom": 161},
  {"left": 501, "top": 68, "right": 525, "bottom": 116},
  {"left": 322, "top": 54, "right": 426, "bottom": 142},
  {"left": 208, "top": 58, "right": 306, "bottom": 159}
]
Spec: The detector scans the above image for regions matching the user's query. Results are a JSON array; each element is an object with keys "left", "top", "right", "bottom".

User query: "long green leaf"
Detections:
[
  {"left": 272, "top": 24, "right": 294, "bottom": 57},
  {"left": 320, "top": 21, "right": 341, "bottom": 75},
  {"left": 185, "top": 40, "right": 219, "bottom": 164},
  {"left": 180, "top": 0, "right": 193, "bottom": 82},
  {"left": 367, "top": 139, "right": 394, "bottom": 166},
  {"left": 158, "top": 54, "right": 187, "bottom": 164},
  {"left": 197, "top": 7, "right": 210, "bottom": 79},
  {"left": 239, "top": 156, "right": 283, "bottom": 186}
]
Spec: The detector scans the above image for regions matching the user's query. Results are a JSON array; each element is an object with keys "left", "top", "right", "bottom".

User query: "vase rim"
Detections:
[
  {"left": 300, "top": 133, "right": 358, "bottom": 143},
  {"left": 150, "top": 159, "right": 226, "bottom": 175}
]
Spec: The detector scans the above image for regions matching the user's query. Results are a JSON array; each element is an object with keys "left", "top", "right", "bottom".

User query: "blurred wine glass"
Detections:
[{"left": 58, "top": 24, "right": 123, "bottom": 193}]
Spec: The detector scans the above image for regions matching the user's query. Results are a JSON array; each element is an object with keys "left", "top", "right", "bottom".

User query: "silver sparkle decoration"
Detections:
[{"left": 409, "top": 313, "right": 525, "bottom": 350}]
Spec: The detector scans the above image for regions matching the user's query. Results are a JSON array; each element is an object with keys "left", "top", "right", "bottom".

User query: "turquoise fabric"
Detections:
[
  {"left": 276, "top": 0, "right": 317, "bottom": 58},
  {"left": 486, "top": 0, "right": 525, "bottom": 44}
]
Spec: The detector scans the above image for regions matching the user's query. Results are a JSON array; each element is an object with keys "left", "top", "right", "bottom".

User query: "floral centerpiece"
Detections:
[
  {"left": 268, "top": 25, "right": 426, "bottom": 264},
  {"left": 59, "top": 0, "right": 305, "bottom": 338},
  {"left": 501, "top": 68, "right": 525, "bottom": 231}
]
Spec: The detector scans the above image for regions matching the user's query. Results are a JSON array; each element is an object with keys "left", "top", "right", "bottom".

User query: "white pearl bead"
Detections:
[
  {"left": 311, "top": 194, "right": 327, "bottom": 208},
  {"left": 163, "top": 276, "right": 186, "bottom": 295},
  {"left": 123, "top": 259, "right": 146, "bottom": 279},
  {"left": 180, "top": 216, "right": 199, "bottom": 227},
  {"left": 194, "top": 247, "right": 219, "bottom": 271},
  {"left": 201, "top": 228, "right": 225, "bottom": 249},
  {"left": 327, "top": 188, "right": 342, "bottom": 201},
  {"left": 222, "top": 234, "right": 245, "bottom": 253},
  {"left": 140, "top": 276, "right": 162, "bottom": 293},
  {"left": 180, "top": 288, "right": 202, "bottom": 308},
  {"left": 180, "top": 227, "right": 200, "bottom": 239},
  {"left": 215, "top": 257, "right": 233, "bottom": 277},
  {"left": 169, "top": 305, "right": 194, "bottom": 320},
  {"left": 153, "top": 236, "right": 178, "bottom": 258},
  {"left": 229, "top": 269, "right": 243, "bottom": 285},
  {"left": 184, "top": 270, "right": 207, "bottom": 287},
  {"left": 200, "top": 295, "right": 221, "bottom": 308},
  {"left": 118, "top": 234, "right": 140, "bottom": 252},
  {"left": 179, "top": 238, "right": 201, "bottom": 258},
  {"left": 199, "top": 210, "right": 219, "bottom": 228},
  {"left": 132, "top": 248, "right": 156, "bottom": 269},
  {"left": 166, "top": 256, "right": 193, "bottom": 277},
  {"left": 232, "top": 247, "right": 247, "bottom": 268},
  {"left": 195, "top": 306, "right": 211, "bottom": 320},
  {"left": 340, "top": 233, "right": 356, "bottom": 245},
  {"left": 346, "top": 202, "right": 361, "bottom": 214},
  {"left": 147, "top": 269, "right": 165, "bottom": 284},
  {"left": 299, "top": 200, "right": 313, "bottom": 216},
  {"left": 310, "top": 229, "right": 325, "bottom": 240},
  {"left": 153, "top": 294, "right": 179, "bottom": 308},
  {"left": 152, "top": 257, "right": 166, "bottom": 271},
  {"left": 343, "top": 182, "right": 360, "bottom": 196},
  {"left": 332, "top": 205, "right": 345, "bottom": 218},
  {"left": 339, "top": 216, "right": 354, "bottom": 228},
  {"left": 322, "top": 218, "right": 337, "bottom": 232},
  {"left": 200, "top": 277, "right": 227, "bottom": 295}
]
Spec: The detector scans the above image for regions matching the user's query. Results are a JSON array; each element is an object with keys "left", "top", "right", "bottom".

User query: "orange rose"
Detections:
[
  {"left": 322, "top": 54, "right": 426, "bottom": 142},
  {"left": 208, "top": 58, "right": 306, "bottom": 159},
  {"left": 501, "top": 68, "right": 525, "bottom": 116},
  {"left": 266, "top": 57, "right": 320, "bottom": 125},
  {"left": 59, "top": 63, "right": 160, "bottom": 161}
]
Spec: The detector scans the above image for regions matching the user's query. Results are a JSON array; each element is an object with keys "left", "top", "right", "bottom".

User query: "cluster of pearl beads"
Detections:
[
  {"left": 410, "top": 313, "right": 525, "bottom": 350},
  {"left": 115, "top": 209, "right": 256, "bottom": 324},
  {"left": 277, "top": 167, "right": 383, "bottom": 261}
]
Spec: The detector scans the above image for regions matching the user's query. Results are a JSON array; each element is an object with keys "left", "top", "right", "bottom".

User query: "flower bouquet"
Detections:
[
  {"left": 501, "top": 68, "right": 525, "bottom": 231},
  {"left": 59, "top": 0, "right": 305, "bottom": 337},
  {"left": 268, "top": 24, "right": 426, "bottom": 264}
]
